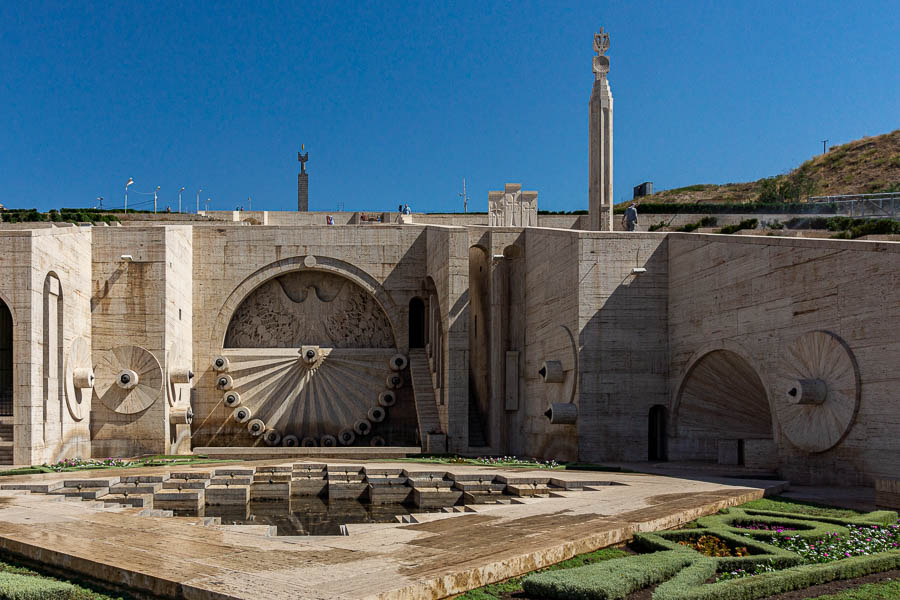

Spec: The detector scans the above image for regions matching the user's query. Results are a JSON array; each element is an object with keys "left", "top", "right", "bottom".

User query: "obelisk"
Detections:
[
  {"left": 297, "top": 145, "right": 309, "bottom": 212},
  {"left": 589, "top": 28, "right": 613, "bottom": 231}
]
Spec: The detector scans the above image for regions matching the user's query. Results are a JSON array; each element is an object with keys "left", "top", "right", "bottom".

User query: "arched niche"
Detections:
[
  {"left": 0, "top": 296, "right": 12, "bottom": 418},
  {"left": 408, "top": 297, "right": 425, "bottom": 349},
  {"left": 672, "top": 349, "right": 775, "bottom": 467}
]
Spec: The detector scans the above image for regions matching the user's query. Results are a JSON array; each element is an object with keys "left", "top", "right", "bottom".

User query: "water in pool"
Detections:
[{"left": 204, "top": 499, "right": 422, "bottom": 535}]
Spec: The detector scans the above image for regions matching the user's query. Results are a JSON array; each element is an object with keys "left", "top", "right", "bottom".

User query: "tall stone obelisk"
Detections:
[
  {"left": 297, "top": 145, "right": 309, "bottom": 212},
  {"left": 589, "top": 28, "right": 613, "bottom": 231}
]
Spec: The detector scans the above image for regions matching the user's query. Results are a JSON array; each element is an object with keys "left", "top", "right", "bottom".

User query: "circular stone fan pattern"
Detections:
[
  {"left": 775, "top": 330, "right": 860, "bottom": 453},
  {"left": 94, "top": 345, "right": 163, "bottom": 414},
  {"left": 63, "top": 337, "right": 91, "bottom": 421}
]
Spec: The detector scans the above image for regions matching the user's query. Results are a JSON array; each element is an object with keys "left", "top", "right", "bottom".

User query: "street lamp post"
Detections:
[
  {"left": 179, "top": 187, "right": 185, "bottom": 213},
  {"left": 197, "top": 188, "right": 202, "bottom": 214},
  {"left": 153, "top": 186, "right": 161, "bottom": 213},
  {"left": 125, "top": 178, "right": 134, "bottom": 212}
]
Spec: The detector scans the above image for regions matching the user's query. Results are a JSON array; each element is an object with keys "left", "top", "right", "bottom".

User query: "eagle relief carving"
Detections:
[{"left": 224, "top": 271, "right": 395, "bottom": 348}]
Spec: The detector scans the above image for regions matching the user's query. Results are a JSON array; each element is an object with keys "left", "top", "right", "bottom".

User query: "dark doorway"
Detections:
[
  {"left": 0, "top": 299, "right": 12, "bottom": 417},
  {"left": 409, "top": 297, "right": 425, "bottom": 348},
  {"left": 648, "top": 405, "right": 667, "bottom": 461}
]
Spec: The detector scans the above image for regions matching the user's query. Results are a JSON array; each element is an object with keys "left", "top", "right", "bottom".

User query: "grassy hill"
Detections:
[{"left": 635, "top": 130, "right": 900, "bottom": 205}]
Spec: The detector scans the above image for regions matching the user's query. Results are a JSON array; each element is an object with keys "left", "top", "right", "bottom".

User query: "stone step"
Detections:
[
  {"left": 213, "top": 468, "right": 255, "bottom": 477},
  {"left": 169, "top": 471, "right": 211, "bottom": 480},
  {"left": 411, "top": 488, "right": 462, "bottom": 508},
  {"left": 290, "top": 479, "right": 328, "bottom": 497},
  {"left": 153, "top": 490, "right": 204, "bottom": 511},
  {"left": 453, "top": 481, "right": 505, "bottom": 492},
  {"left": 103, "top": 493, "right": 153, "bottom": 508},
  {"left": 494, "top": 475, "right": 551, "bottom": 486},
  {"left": 206, "top": 485, "right": 250, "bottom": 505},
  {"left": 210, "top": 476, "right": 253, "bottom": 486},
  {"left": 109, "top": 482, "right": 163, "bottom": 495},
  {"left": 505, "top": 484, "right": 552, "bottom": 497},
  {"left": 1, "top": 482, "right": 64, "bottom": 493},
  {"left": 407, "top": 478, "right": 453, "bottom": 489},
  {"left": 49, "top": 486, "right": 109, "bottom": 500},
  {"left": 250, "top": 482, "right": 290, "bottom": 501},
  {"left": 328, "top": 482, "right": 368, "bottom": 500},
  {"left": 363, "top": 468, "right": 404, "bottom": 478},
  {"left": 119, "top": 475, "right": 168, "bottom": 484},
  {"left": 326, "top": 473, "right": 365, "bottom": 482},
  {"left": 62, "top": 478, "right": 120, "bottom": 488},
  {"left": 369, "top": 485, "right": 412, "bottom": 504},
  {"left": 163, "top": 479, "right": 209, "bottom": 490},
  {"left": 253, "top": 473, "right": 292, "bottom": 484},
  {"left": 255, "top": 465, "right": 292, "bottom": 473}
]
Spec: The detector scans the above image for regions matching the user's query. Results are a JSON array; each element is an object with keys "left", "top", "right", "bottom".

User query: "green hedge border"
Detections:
[{"left": 522, "top": 507, "right": 900, "bottom": 600}]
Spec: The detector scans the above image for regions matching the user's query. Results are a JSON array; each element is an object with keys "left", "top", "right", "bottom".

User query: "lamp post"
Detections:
[
  {"left": 206, "top": 197, "right": 211, "bottom": 212},
  {"left": 179, "top": 187, "right": 185, "bottom": 213},
  {"left": 125, "top": 178, "right": 134, "bottom": 212},
  {"left": 153, "top": 186, "right": 160, "bottom": 213},
  {"left": 196, "top": 188, "right": 202, "bottom": 214}
]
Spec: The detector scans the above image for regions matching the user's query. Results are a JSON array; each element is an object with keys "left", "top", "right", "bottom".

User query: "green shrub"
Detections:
[
  {"left": 0, "top": 571, "right": 77, "bottom": 600},
  {"left": 648, "top": 221, "right": 668, "bottom": 232},
  {"left": 614, "top": 202, "right": 837, "bottom": 215},
  {"left": 654, "top": 551, "right": 900, "bottom": 600},
  {"left": 522, "top": 551, "right": 694, "bottom": 600},
  {"left": 718, "top": 219, "right": 758, "bottom": 234}
]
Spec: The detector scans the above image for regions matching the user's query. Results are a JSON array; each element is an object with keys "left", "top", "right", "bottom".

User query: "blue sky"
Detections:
[{"left": 1, "top": 1, "right": 897, "bottom": 213}]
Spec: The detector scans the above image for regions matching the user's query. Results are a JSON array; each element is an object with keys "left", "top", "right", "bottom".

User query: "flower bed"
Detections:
[{"left": 522, "top": 503, "right": 900, "bottom": 600}]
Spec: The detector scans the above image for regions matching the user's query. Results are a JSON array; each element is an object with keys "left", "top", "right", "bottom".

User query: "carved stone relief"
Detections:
[
  {"left": 488, "top": 183, "right": 538, "bottom": 227},
  {"left": 224, "top": 271, "right": 394, "bottom": 348}
]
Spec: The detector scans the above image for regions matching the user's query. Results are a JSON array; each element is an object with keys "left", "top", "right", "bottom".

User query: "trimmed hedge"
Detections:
[
  {"left": 522, "top": 551, "right": 694, "bottom": 600},
  {"left": 523, "top": 506, "right": 900, "bottom": 600},
  {"left": 0, "top": 571, "right": 77, "bottom": 600},
  {"left": 654, "top": 551, "right": 900, "bottom": 600}
]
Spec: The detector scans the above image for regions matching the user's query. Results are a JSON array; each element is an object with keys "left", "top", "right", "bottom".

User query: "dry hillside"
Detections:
[{"left": 641, "top": 130, "right": 900, "bottom": 205}]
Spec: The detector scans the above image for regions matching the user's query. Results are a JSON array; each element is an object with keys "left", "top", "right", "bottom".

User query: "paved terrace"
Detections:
[{"left": 0, "top": 459, "right": 785, "bottom": 600}]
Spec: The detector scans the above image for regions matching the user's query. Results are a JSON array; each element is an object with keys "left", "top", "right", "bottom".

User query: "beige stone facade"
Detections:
[{"left": 0, "top": 216, "right": 898, "bottom": 487}]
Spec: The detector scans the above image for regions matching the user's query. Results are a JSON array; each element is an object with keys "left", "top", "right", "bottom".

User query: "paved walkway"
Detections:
[{"left": 0, "top": 460, "right": 784, "bottom": 599}]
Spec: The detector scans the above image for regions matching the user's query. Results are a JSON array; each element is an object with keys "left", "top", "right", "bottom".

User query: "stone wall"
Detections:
[
  {"left": 191, "top": 225, "right": 430, "bottom": 448},
  {"left": 0, "top": 228, "right": 93, "bottom": 464},
  {"left": 668, "top": 234, "right": 900, "bottom": 485}
]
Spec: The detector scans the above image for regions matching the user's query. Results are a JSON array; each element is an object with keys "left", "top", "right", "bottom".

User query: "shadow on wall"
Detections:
[
  {"left": 670, "top": 349, "right": 776, "bottom": 469},
  {"left": 577, "top": 239, "right": 669, "bottom": 464}
]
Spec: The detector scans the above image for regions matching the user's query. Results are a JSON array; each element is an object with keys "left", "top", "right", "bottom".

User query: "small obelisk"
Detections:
[
  {"left": 297, "top": 145, "right": 309, "bottom": 212},
  {"left": 589, "top": 28, "right": 613, "bottom": 231}
]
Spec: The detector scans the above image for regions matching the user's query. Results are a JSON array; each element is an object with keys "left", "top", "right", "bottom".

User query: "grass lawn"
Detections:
[
  {"left": 0, "top": 556, "right": 127, "bottom": 600},
  {"left": 455, "top": 547, "right": 629, "bottom": 599},
  {"left": 0, "top": 454, "right": 231, "bottom": 477},
  {"left": 740, "top": 496, "right": 863, "bottom": 519}
]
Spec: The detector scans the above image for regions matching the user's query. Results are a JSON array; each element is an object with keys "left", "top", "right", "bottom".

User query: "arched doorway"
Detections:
[
  {"left": 0, "top": 298, "right": 12, "bottom": 417},
  {"left": 408, "top": 297, "right": 425, "bottom": 348},
  {"left": 648, "top": 405, "right": 667, "bottom": 461}
]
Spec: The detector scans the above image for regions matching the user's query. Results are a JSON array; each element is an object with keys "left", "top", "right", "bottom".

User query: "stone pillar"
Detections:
[
  {"left": 297, "top": 171, "right": 308, "bottom": 212},
  {"left": 297, "top": 146, "right": 309, "bottom": 212},
  {"left": 589, "top": 28, "right": 613, "bottom": 231}
]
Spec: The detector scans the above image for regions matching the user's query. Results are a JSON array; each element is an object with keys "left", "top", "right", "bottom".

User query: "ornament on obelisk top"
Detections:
[
  {"left": 588, "top": 27, "right": 614, "bottom": 231},
  {"left": 297, "top": 144, "right": 309, "bottom": 211},
  {"left": 592, "top": 27, "right": 610, "bottom": 80}
]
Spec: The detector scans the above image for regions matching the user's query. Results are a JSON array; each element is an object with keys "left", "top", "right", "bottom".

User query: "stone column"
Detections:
[
  {"left": 589, "top": 28, "right": 613, "bottom": 231},
  {"left": 297, "top": 171, "right": 308, "bottom": 212}
]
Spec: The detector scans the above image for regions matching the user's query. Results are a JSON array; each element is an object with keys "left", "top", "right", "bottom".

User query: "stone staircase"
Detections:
[
  {"left": 0, "top": 419, "right": 13, "bottom": 465},
  {"left": 408, "top": 349, "right": 442, "bottom": 441},
  {"left": 0, "top": 463, "right": 606, "bottom": 518}
]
